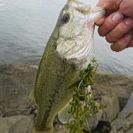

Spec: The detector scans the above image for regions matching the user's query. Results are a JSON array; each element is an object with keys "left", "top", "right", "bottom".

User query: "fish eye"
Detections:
[{"left": 62, "top": 13, "right": 70, "bottom": 23}]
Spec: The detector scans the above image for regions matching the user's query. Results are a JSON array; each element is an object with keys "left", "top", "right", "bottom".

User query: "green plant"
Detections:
[{"left": 66, "top": 59, "right": 102, "bottom": 133}]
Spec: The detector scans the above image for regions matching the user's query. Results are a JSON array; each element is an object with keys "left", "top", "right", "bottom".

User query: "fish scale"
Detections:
[
  {"left": 34, "top": 40, "right": 79, "bottom": 131},
  {"left": 32, "top": 0, "right": 104, "bottom": 132}
]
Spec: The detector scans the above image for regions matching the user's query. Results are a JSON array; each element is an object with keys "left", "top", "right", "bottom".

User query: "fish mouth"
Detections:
[
  {"left": 64, "top": 29, "right": 94, "bottom": 65},
  {"left": 63, "top": 5, "right": 104, "bottom": 64},
  {"left": 56, "top": 1, "right": 105, "bottom": 66},
  {"left": 56, "top": 22, "right": 94, "bottom": 66}
]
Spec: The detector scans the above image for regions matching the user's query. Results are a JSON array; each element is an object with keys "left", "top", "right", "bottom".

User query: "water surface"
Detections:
[{"left": 0, "top": 0, "right": 133, "bottom": 76}]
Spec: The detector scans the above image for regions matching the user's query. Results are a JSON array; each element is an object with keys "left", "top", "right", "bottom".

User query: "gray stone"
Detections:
[
  {"left": 9, "top": 115, "right": 33, "bottom": 133},
  {"left": 0, "top": 115, "right": 33, "bottom": 133},
  {"left": 0, "top": 65, "right": 133, "bottom": 133},
  {"left": 100, "top": 93, "right": 120, "bottom": 122},
  {"left": 85, "top": 110, "right": 103, "bottom": 130},
  {"left": 84, "top": 91, "right": 120, "bottom": 132},
  {"left": 111, "top": 92, "right": 133, "bottom": 133},
  {"left": 0, "top": 64, "right": 37, "bottom": 116}
]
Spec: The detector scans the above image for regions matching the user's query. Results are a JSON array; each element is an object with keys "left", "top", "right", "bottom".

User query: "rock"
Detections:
[
  {"left": 110, "top": 92, "right": 133, "bottom": 133},
  {"left": 9, "top": 115, "right": 33, "bottom": 133},
  {"left": 85, "top": 73, "right": 133, "bottom": 132},
  {"left": 54, "top": 124, "right": 69, "bottom": 133},
  {"left": 0, "top": 64, "right": 133, "bottom": 132},
  {"left": 0, "top": 64, "right": 37, "bottom": 116},
  {"left": 0, "top": 114, "right": 69, "bottom": 133},
  {"left": 94, "top": 73, "right": 133, "bottom": 120},
  {"left": 100, "top": 93, "right": 120, "bottom": 122},
  {"left": 95, "top": 73, "right": 133, "bottom": 110},
  {"left": 85, "top": 110, "right": 103, "bottom": 130},
  {"left": 85, "top": 87, "right": 120, "bottom": 131},
  {"left": 92, "top": 121, "right": 111, "bottom": 133},
  {"left": 121, "top": 91, "right": 133, "bottom": 117},
  {"left": 0, "top": 115, "right": 33, "bottom": 133}
]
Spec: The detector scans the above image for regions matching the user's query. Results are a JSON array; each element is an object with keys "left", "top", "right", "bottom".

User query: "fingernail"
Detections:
[
  {"left": 125, "top": 18, "right": 133, "bottom": 27},
  {"left": 96, "top": 17, "right": 104, "bottom": 26},
  {"left": 112, "top": 12, "right": 123, "bottom": 22}
]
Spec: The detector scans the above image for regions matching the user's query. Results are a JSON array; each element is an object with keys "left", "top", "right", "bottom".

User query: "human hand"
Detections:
[{"left": 96, "top": 0, "right": 133, "bottom": 52}]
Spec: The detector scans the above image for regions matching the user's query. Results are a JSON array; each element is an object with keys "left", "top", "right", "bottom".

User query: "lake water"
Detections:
[{"left": 0, "top": 0, "right": 133, "bottom": 76}]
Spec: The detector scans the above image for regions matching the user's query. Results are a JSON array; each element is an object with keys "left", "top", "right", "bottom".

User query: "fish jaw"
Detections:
[
  {"left": 56, "top": 23, "right": 94, "bottom": 67},
  {"left": 56, "top": 5, "right": 104, "bottom": 68}
]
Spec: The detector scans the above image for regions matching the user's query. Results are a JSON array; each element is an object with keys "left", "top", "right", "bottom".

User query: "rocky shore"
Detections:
[{"left": 0, "top": 64, "right": 133, "bottom": 133}]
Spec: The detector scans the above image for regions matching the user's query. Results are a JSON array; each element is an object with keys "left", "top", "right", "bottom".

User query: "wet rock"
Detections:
[
  {"left": 94, "top": 73, "right": 133, "bottom": 120},
  {"left": 9, "top": 115, "right": 33, "bottom": 133},
  {"left": 85, "top": 110, "right": 103, "bottom": 130},
  {"left": 0, "top": 115, "right": 69, "bottom": 133},
  {"left": 92, "top": 121, "right": 111, "bottom": 133},
  {"left": 0, "top": 64, "right": 133, "bottom": 132},
  {"left": 84, "top": 73, "right": 133, "bottom": 132},
  {"left": 100, "top": 93, "right": 120, "bottom": 122},
  {"left": 85, "top": 89, "right": 120, "bottom": 131},
  {"left": 54, "top": 124, "right": 69, "bottom": 133},
  {"left": 0, "top": 115, "right": 33, "bottom": 133},
  {"left": 0, "top": 64, "right": 37, "bottom": 116},
  {"left": 110, "top": 92, "right": 133, "bottom": 133}
]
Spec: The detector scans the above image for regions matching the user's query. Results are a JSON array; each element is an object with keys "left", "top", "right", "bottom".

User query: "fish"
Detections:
[{"left": 32, "top": 0, "right": 104, "bottom": 133}]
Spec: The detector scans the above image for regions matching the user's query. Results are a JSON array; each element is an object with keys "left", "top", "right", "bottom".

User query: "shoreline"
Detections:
[{"left": 0, "top": 64, "right": 133, "bottom": 133}]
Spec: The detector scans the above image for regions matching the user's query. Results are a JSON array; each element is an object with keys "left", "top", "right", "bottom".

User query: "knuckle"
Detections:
[
  {"left": 105, "top": 35, "right": 113, "bottom": 43},
  {"left": 120, "top": 2, "right": 133, "bottom": 17},
  {"left": 120, "top": 1, "right": 130, "bottom": 14},
  {"left": 117, "top": 26, "right": 126, "bottom": 33},
  {"left": 120, "top": 3, "right": 126, "bottom": 11},
  {"left": 113, "top": 22, "right": 130, "bottom": 37},
  {"left": 106, "top": 34, "right": 118, "bottom": 43}
]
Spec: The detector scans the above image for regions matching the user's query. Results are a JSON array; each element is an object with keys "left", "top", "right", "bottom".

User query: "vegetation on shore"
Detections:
[{"left": 66, "top": 59, "right": 103, "bottom": 133}]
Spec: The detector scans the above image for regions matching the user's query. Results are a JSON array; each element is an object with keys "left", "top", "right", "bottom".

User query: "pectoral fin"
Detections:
[{"left": 57, "top": 99, "right": 74, "bottom": 124}]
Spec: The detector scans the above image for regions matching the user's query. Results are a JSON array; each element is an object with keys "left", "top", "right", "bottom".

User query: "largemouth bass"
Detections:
[{"left": 32, "top": 0, "right": 104, "bottom": 132}]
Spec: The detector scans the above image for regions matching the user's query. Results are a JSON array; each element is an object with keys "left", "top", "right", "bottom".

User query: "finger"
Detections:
[
  {"left": 98, "top": 11, "right": 123, "bottom": 36},
  {"left": 97, "top": 0, "right": 122, "bottom": 13},
  {"left": 128, "top": 38, "right": 133, "bottom": 47},
  {"left": 96, "top": 17, "right": 105, "bottom": 26},
  {"left": 111, "top": 33, "right": 132, "bottom": 52},
  {"left": 120, "top": 0, "right": 133, "bottom": 17},
  {"left": 106, "top": 18, "right": 133, "bottom": 43}
]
